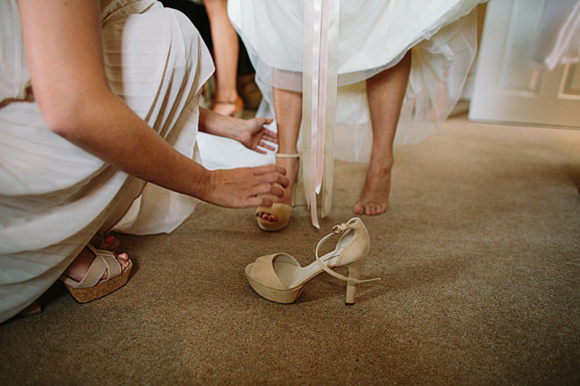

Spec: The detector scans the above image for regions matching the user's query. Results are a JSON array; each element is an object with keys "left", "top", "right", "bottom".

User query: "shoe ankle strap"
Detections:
[
  {"left": 276, "top": 153, "right": 300, "bottom": 159},
  {"left": 315, "top": 222, "right": 381, "bottom": 285}
]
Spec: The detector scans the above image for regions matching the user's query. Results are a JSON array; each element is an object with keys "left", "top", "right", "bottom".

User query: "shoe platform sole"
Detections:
[
  {"left": 64, "top": 260, "right": 133, "bottom": 303},
  {"left": 245, "top": 265, "right": 303, "bottom": 303}
]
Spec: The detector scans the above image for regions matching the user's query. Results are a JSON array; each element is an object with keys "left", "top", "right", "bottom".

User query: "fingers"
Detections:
[
  {"left": 257, "top": 117, "right": 274, "bottom": 126},
  {"left": 238, "top": 164, "right": 291, "bottom": 208},
  {"left": 277, "top": 172, "right": 290, "bottom": 189},
  {"left": 252, "top": 148, "right": 267, "bottom": 155},
  {"left": 245, "top": 196, "right": 275, "bottom": 208},
  {"left": 258, "top": 197, "right": 274, "bottom": 207},
  {"left": 253, "top": 165, "right": 289, "bottom": 189},
  {"left": 246, "top": 197, "right": 267, "bottom": 207},
  {"left": 253, "top": 163, "right": 287, "bottom": 176},
  {"left": 254, "top": 128, "right": 278, "bottom": 150},
  {"left": 255, "top": 164, "right": 290, "bottom": 188},
  {"left": 256, "top": 141, "right": 276, "bottom": 152},
  {"left": 268, "top": 183, "right": 285, "bottom": 198},
  {"left": 249, "top": 182, "right": 285, "bottom": 198},
  {"left": 261, "top": 129, "right": 278, "bottom": 142}
]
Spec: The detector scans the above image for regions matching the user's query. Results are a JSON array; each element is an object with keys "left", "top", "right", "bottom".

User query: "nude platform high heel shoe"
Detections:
[
  {"left": 245, "top": 217, "right": 380, "bottom": 304},
  {"left": 255, "top": 153, "right": 300, "bottom": 232}
]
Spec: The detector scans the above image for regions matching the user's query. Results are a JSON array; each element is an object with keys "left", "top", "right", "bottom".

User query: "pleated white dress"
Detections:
[
  {"left": 0, "top": 0, "right": 214, "bottom": 322},
  {"left": 225, "top": 0, "right": 486, "bottom": 225}
]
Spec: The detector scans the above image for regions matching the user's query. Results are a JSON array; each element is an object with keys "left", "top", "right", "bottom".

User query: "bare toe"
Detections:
[
  {"left": 367, "top": 203, "right": 376, "bottom": 215},
  {"left": 257, "top": 211, "right": 278, "bottom": 222},
  {"left": 356, "top": 161, "right": 392, "bottom": 216},
  {"left": 117, "top": 253, "right": 130, "bottom": 268},
  {"left": 365, "top": 204, "right": 375, "bottom": 215},
  {"left": 363, "top": 202, "right": 387, "bottom": 216}
]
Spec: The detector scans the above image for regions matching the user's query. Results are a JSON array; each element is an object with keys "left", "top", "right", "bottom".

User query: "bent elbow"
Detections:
[
  {"left": 37, "top": 82, "right": 113, "bottom": 141},
  {"left": 39, "top": 93, "right": 95, "bottom": 142},
  {"left": 43, "top": 111, "right": 74, "bottom": 138}
]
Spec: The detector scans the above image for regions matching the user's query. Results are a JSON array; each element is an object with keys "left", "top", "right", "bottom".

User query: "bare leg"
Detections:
[
  {"left": 205, "top": 0, "right": 242, "bottom": 116},
  {"left": 257, "top": 87, "right": 302, "bottom": 222},
  {"left": 354, "top": 51, "right": 411, "bottom": 215}
]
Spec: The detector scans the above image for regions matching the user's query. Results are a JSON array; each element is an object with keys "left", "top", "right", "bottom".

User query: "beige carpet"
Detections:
[{"left": 1, "top": 114, "right": 579, "bottom": 385}]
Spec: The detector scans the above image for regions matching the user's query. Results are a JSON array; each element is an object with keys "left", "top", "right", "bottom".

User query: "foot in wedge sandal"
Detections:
[
  {"left": 246, "top": 217, "right": 380, "bottom": 304},
  {"left": 256, "top": 203, "right": 293, "bottom": 232},
  {"left": 256, "top": 153, "right": 299, "bottom": 232},
  {"left": 61, "top": 244, "right": 132, "bottom": 303}
]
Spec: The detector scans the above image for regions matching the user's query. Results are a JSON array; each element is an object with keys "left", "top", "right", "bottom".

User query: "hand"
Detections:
[
  {"left": 203, "top": 164, "right": 289, "bottom": 208},
  {"left": 237, "top": 118, "right": 277, "bottom": 154}
]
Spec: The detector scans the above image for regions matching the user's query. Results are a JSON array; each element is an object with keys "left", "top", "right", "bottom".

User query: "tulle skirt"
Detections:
[{"left": 0, "top": 1, "right": 214, "bottom": 322}]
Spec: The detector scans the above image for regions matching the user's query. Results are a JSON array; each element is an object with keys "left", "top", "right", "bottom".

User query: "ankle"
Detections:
[
  {"left": 368, "top": 156, "right": 394, "bottom": 173},
  {"left": 64, "top": 248, "right": 93, "bottom": 282},
  {"left": 276, "top": 155, "right": 299, "bottom": 181},
  {"left": 213, "top": 91, "right": 239, "bottom": 104}
]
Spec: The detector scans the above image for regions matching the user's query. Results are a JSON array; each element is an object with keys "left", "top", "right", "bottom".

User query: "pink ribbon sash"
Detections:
[{"left": 303, "top": 0, "right": 339, "bottom": 228}]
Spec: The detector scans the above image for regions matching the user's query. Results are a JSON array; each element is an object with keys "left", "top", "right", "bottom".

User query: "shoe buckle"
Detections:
[{"left": 333, "top": 224, "right": 347, "bottom": 234}]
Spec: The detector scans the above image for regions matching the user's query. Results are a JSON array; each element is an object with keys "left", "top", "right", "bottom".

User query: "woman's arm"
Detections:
[{"left": 17, "top": 0, "right": 287, "bottom": 208}]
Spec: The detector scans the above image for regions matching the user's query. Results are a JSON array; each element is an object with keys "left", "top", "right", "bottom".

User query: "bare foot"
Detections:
[
  {"left": 354, "top": 162, "right": 392, "bottom": 216},
  {"left": 257, "top": 155, "right": 299, "bottom": 222},
  {"left": 63, "top": 246, "right": 130, "bottom": 282}
]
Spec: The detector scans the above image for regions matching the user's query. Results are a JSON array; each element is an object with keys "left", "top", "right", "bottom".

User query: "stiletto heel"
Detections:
[
  {"left": 256, "top": 153, "right": 300, "bottom": 232},
  {"left": 345, "top": 259, "right": 365, "bottom": 304},
  {"left": 246, "top": 217, "right": 380, "bottom": 304}
]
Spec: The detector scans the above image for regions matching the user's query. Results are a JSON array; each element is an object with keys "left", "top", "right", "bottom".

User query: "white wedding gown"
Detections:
[{"left": 0, "top": 0, "right": 214, "bottom": 322}]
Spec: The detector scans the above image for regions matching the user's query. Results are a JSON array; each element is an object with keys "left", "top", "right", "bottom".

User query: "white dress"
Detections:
[
  {"left": 226, "top": 0, "right": 487, "bottom": 226},
  {"left": 0, "top": 0, "right": 214, "bottom": 322}
]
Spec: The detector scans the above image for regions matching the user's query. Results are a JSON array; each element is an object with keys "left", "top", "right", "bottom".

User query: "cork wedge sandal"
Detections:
[
  {"left": 246, "top": 218, "right": 380, "bottom": 304},
  {"left": 61, "top": 244, "right": 132, "bottom": 303}
]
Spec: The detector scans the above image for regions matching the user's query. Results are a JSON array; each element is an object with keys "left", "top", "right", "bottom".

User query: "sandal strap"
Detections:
[
  {"left": 74, "top": 244, "right": 121, "bottom": 288},
  {"left": 315, "top": 222, "right": 381, "bottom": 284},
  {"left": 276, "top": 153, "right": 300, "bottom": 159}
]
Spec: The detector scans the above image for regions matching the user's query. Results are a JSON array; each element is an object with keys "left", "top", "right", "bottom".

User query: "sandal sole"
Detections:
[
  {"left": 65, "top": 260, "right": 133, "bottom": 304},
  {"left": 245, "top": 264, "right": 303, "bottom": 303}
]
